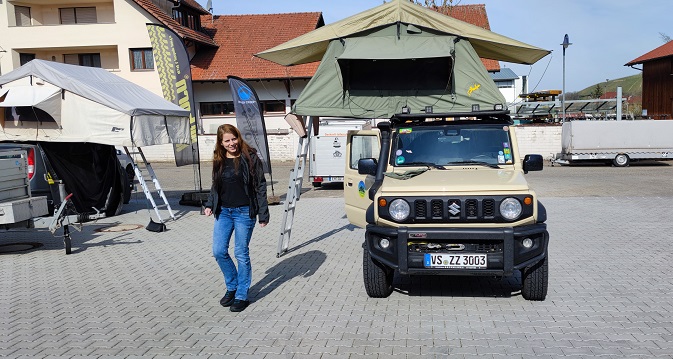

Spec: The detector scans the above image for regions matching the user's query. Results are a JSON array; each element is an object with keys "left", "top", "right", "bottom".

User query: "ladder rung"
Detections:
[{"left": 156, "top": 204, "right": 169, "bottom": 208}]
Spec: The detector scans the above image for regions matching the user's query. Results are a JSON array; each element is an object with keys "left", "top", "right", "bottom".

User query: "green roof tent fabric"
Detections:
[
  {"left": 256, "top": 0, "right": 550, "bottom": 66},
  {"left": 256, "top": 0, "right": 550, "bottom": 119},
  {"left": 292, "top": 24, "right": 507, "bottom": 118}
]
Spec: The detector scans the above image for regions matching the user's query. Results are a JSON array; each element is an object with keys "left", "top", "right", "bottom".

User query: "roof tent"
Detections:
[
  {"left": 256, "top": 0, "right": 550, "bottom": 118},
  {"left": 0, "top": 60, "right": 190, "bottom": 147}
]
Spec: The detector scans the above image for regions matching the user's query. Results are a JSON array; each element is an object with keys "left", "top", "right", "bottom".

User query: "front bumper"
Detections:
[{"left": 365, "top": 224, "right": 548, "bottom": 276}]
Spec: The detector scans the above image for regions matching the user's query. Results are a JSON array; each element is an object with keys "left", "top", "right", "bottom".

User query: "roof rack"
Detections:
[{"left": 390, "top": 110, "right": 512, "bottom": 124}]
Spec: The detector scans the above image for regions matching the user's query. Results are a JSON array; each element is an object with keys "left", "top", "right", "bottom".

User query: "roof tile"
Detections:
[
  {"left": 191, "top": 13, "right": 323, "bottom": 81},
  {"left": 626, "top": 40, "right": 673, "bottom": 65}
]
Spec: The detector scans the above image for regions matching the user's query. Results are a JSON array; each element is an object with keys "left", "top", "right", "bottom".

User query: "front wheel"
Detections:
[
  {"left": 363, "top": 248, "right": 394, "bottom": 298},
  {"left": 613, "top": 154, "right": 630, "bottom": 167},
  {"left": 521, "top": 256, "right": 548, "bottom": 301}
]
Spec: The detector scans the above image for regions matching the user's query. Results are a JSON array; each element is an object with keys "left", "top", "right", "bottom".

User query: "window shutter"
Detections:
[
  {"left": 60, "top": 8, "right": 76, "bottom": 24},
  {"left": 15, "top": 6, "right": 31, "bottom": 27},
  {"left": 63, "top": 54, "right": 79, "bottom": 65},
  {"left": 76, "top": 7, "right": 97, "bottom": 23}
]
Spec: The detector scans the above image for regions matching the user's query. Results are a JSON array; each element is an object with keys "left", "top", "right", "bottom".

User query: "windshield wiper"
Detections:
[
  {"left": 403, "top": 162, "right": 447, "bottom": 170},
  {"left": 446, "top": 161, "right": 500, "bottom": 169}
]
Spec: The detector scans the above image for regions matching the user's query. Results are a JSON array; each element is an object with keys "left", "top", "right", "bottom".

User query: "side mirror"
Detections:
[
  {"left": 357, "top": 158, "right": 378, "bottom": 176},
  {"left": 522, "top": 154, "right": 544, "bottom": 174}
]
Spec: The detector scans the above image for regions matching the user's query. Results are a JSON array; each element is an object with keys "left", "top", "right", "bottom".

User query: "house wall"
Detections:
[
  {"left": 0, "top": 0, "right": 164, "bottom": 94},
  {"left": 136, "top": 124, "right": 563, "bottom": 164}
]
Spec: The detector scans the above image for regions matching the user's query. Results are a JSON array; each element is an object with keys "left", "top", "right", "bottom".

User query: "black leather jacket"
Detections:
[{"left": 204, "top": 150, "right": 269, "bottom": 224}]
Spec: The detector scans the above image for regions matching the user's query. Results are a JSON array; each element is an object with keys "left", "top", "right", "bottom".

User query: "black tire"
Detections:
[
  {"left": 312, "top": 181, "right": 322, "bottom": 188},
  {"left": 613, "top": 154, "right": 630, "bottom": 167},
  {"left": 521, "top": 256, "right": 548, "bottom": 301},
  {"left": 123, "top": 164, "right": 134, "bottom": 204},
  {"left": 363, "top": 248, "right": 394, "bottom": 298}
]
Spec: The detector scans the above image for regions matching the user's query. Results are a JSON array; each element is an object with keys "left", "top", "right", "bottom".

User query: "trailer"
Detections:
[
  {"left": 556, "top": 120, "right": 673, "bottom": 166},
  {"left": 309, "top": 119, "right": 372, "bottom": 187},
  {"left": 0, "top": 149, "right": 49, "bottom": 228}
]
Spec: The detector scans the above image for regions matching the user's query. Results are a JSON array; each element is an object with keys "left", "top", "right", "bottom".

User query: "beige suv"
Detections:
[{"left": 345, "top": 111, "right": 548, "bottom": 300}]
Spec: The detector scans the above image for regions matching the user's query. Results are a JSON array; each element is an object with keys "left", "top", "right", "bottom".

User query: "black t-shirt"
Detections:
[{"left": 219, "top": 157, "right": 249, "bottom": 208}]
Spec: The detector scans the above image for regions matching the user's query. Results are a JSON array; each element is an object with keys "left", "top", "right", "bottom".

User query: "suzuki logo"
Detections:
[{"left": 448, "top": 202, "right": 461, "bottom": 215}]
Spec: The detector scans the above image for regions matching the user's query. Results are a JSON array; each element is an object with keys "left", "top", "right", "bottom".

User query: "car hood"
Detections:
[{"left": 380, "top": 168, "right": 530, "bottom": 194}]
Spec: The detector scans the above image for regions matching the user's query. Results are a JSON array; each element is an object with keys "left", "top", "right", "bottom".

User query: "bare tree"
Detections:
[{"left": 660, "top": 32, "right": 671, "bottom": 43}]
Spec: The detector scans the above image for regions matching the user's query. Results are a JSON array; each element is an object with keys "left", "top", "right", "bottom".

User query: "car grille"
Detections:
[{"left": 379, "top": 195, "right": 534, "bottom": 224}]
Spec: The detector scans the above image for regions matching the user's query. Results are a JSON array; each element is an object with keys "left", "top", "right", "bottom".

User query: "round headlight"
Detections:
[
  {"left": 389, "top": 199, "right": 410, "bottom": 221},
  {"left": 500, "top": 198, "right": 522, "bottom": 221}
]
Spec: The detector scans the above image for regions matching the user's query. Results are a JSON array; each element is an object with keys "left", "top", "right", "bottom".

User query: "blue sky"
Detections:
[{"left": 196, "top": 0, "right": 671, "bottom": 93}]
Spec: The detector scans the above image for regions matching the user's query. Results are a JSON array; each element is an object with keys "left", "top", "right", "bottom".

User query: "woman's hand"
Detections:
[{"left": 203, "top": 207, "right": 212, "bottom": 216}]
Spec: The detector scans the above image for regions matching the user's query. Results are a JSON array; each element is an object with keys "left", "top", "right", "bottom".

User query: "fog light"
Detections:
[
  {"left": 380, "top": 238, "right": 390, "bottom": 249},
  {"left": 522, "top": 238, "right": 533, "bottom": 248}
]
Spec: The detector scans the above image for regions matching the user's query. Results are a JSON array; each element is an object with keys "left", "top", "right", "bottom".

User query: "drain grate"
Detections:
[
  {"left": 94, "top": 224, "right": 144, "bottom": 233},
  {"left": 0, "top": 242, "right": 43, "bottom": 254}
]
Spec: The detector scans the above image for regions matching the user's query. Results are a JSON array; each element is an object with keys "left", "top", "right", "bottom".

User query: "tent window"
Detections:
[
  {"left": 64, "top": 53, "right": 101, "bottom": 68},
  {"left": 130, "top": 49, "right": 155, "bottom": 70},
  {"left": 60, "top": 7, "right": 97, "bottom": 24},
  {"left": 4, "top": 107, "right": 57, "bottom": 124},
  {"left": 19, "top": 53, "right": 36, "bottom": 66},
  {"left": 15, "top": 6, "right": 32, "bottom": 27},
  {"left": 340, "top": 57, "right": 452, "bottom": 92}
]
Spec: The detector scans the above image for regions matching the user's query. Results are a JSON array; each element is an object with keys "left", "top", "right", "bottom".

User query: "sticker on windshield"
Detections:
[
  {"left": 503, "top": 126, "right": 509, "bottom": 132},
  {"left": 396, "top": 156, "right": 406, "bottom": 165},
  {"left": 396, "top": 149, "right": 403, "bottom": 156},
  {"left": 399, "top": 128, "right": 412, "bottom": 134},
  {"left": 498, "top": 155, "right": 505, "bottom": 164},
  {"left": 503, "top": 142, "right": 509, "bottom": 148},
  {"left": 503, "top": 148, "right": 511, "bottom": 155}
]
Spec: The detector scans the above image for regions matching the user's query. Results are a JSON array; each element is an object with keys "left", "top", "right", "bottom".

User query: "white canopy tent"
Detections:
[{"left": 0, "top": 60, "right": 190, "bottom": 147}]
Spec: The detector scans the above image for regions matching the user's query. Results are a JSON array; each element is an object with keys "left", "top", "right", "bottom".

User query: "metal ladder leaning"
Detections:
[
  {"left": 123, "top": 146, "right": 175, "bottom": 223},
  {"left": 277, "top": 118, "right": 313, "bottom": 257}
]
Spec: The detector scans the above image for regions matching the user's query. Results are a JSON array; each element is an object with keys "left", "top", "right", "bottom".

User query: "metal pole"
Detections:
[
  {"left": 562, "top": 47, "right": 566, "bottom": 122},
  {"left": 561, "top": 34, "right": 571, "bottom": 122}
]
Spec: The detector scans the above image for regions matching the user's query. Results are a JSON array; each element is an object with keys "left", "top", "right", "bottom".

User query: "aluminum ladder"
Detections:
[
  {"left": 123, "top": 146, "right": 175, "bottom": 223},
  {"left": 277, "top": 118, "right": 314, "bottom": 257}
]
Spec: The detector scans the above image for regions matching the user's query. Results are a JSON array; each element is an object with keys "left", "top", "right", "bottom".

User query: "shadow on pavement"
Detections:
[
  {"left": 249, "top": 250, "right": 327, "bottom": 301},
  {"left": 395, "top": 272, "right": 522, "bottom": 298}
]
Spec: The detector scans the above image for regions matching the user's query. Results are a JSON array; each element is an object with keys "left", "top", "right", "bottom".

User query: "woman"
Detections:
[{"left": 204, "top": 124, "right": 269, "bottom": 312}]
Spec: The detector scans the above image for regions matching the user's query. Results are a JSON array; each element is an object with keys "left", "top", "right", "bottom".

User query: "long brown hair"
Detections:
[{"left": 212, "top": 124, "right": 257, "bottom": 191}]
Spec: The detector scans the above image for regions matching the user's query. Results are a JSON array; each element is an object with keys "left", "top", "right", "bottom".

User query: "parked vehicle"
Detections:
[
  {"left": 556, "top": 120, "right": 673, "bottom": 167},
  {"left": 309, "top": 119, "right": 372, "bottom": 187},
  {"left": 0, "top": 148, "right": 48, "bottom": 228},
  {"left": 345, "top": 110, "right": 549, "bottom": 300}
]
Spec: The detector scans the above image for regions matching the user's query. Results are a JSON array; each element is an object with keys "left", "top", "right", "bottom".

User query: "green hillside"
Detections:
[{"left": 574, "top": 74, "right": 642, "bottom": 98}]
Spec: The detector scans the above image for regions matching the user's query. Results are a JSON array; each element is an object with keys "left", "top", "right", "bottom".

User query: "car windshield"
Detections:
[{"left": 390, "top": 123, "right": 513, "bottom": 168}]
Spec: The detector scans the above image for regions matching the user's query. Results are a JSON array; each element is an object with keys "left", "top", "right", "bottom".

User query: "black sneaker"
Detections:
[
  {"left": 230, "top": 299, "right": 249, "bottom": 312},
  {"left": 219, "top": 290, "right": 236, "bottom": 307}
]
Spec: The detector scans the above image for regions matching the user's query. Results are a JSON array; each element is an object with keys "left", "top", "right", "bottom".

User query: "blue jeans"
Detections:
[{"left": 212, "top": 206, "right": 256, "bottom": 301}]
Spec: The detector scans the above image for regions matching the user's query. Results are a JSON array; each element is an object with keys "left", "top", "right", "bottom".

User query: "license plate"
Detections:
[
  {"left": 424, "top": 253, "right": 487, "bottom": 269},
  {"left": 328, "top": 176, "right": 344, "bottom": 181}
]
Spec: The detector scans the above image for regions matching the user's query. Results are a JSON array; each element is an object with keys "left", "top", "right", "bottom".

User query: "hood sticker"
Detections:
[{"left": 399, "top": 128, "right": 412, "bottom": 134}]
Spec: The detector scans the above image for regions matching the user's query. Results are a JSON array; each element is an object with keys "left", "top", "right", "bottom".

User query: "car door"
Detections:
[{"left": 345, "top": 130, "right": 380, "bottom": 228}]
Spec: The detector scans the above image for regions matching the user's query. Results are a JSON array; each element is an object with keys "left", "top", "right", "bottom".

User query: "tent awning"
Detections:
[
  {"left": 0, "top": 86, "right": 60, "bottom": 107},
  {"left": 338, "top": 35, "right": 453, "bottom": 60},
  {"left": 256, "top": 0, "right": 550, "bottom": 66}
]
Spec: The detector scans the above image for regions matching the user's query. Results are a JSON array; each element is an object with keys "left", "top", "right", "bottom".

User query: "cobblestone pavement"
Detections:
[{"left": 1, "top": 161, "right": 673, "bottom": 358}]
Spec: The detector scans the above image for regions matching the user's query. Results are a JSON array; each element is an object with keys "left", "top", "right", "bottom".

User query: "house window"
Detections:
[
  {"left": 497, "top": 80, "right": 514, "bottom": 89},
  {"left": 261, "top": 101, "right": 286, "bottom": 113},
  {"left": 200, "top": 101, "right": 287, "bottom": 116},
  {"left": 200, "top": 102, "right": 235, "bottom": 116},
  {"left": 60, "top": 7, "right": 97, "bottom": 24},
  {"left": 130, "top": 49, "right": 154, "bottom": 70},
  {"left": 15, "top": 6, "right": 31, "bottom": 26},
  {"left": 19, "top": 53, "right": 36, "bottom": 66},
  {"left": 64, "top": 53, "right": 101, "bottom": 68}
]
